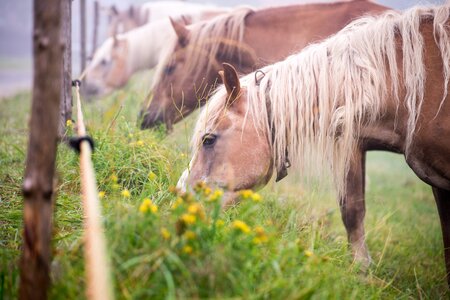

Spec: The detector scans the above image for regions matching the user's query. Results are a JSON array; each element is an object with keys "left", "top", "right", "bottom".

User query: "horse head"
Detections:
[
  {"left": 141, "top": 10, "right": 254, "bottom": 130},
  {"left": 84, "top": 35, "right": 130, "bottom": 99},
  {"left": 182, "top": 63, "right": 274, "bottom": 205},
  {"left": 140, "top": 18, "right": 217, "bottom": 130}
]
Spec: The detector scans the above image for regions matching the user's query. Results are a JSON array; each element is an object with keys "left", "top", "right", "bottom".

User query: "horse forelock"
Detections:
[
  {"left": 150, "top": 33, "right": 178, "bottom": 90},
  {"left": 192, "top": 4, "right": 450, "bottom": 197}
]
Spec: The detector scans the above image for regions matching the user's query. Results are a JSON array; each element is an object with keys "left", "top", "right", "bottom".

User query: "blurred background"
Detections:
[{"left": 0, "top": 0, "right": 445, "bottom": 98}]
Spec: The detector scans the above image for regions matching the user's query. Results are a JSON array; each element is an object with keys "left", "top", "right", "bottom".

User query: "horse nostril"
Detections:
[{"left": 140, "top": 110, "right": 166, "bottom": 130}]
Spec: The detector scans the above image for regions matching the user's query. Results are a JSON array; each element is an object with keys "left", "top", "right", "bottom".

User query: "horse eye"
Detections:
[
  {"left": 165, "top": 64, "right": 176, "bottom": 75},
  {"left": 202, "top": 134, "right": 217, "bottom": 147}
]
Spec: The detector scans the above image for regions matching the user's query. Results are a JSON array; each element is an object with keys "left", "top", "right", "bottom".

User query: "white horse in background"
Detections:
[
  {"left": 108, "top": 1, "right": 230, "bottom": 36},
  {"left": 85, "top": 9, "right": 227, "bottom": 98},
  {"left": 85, "top": 18, "right": 176, "bottom": 98}
]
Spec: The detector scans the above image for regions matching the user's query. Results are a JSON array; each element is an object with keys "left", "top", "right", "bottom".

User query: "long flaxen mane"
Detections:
[
  {"left": 192, "top": 5, "right": 450, "bottom": 196},
  {"left": 152, "top": 6, "right": 254, "bottom": 88}
]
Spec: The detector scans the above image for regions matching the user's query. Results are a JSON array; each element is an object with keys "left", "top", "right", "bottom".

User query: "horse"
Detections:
[
  {"left": 84, "top": 10, "right": 227, "bottom": 99},
  {"left": 107, "top": 1, "right": 229, "bottom": 37},
  {"left": 141, "top": 0, "right": 390, "bottom": 130},
  {"left": 180, "top": 5, "right": 450, "bottom": 284},
  {"left": 85, "top": 18, "right": 183, "bottom": 98}
]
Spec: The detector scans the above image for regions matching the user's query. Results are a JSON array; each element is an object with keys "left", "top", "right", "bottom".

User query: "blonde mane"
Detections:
[
  {"left": 192, "top": 5, "right": 450, "bottom": 196},
  {"left": 152, "top": 6, "right": 254, "bottom": 88}
]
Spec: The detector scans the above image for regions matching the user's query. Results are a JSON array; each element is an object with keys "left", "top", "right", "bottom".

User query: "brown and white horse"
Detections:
[
  {"left": 141, "top": 0, "right": 390, "bottom": 130},
  {"left": 181, "top": 5, "right": 450, "bottom": 283}
]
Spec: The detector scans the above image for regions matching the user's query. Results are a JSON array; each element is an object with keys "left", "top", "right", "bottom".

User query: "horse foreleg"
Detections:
[
  {"left": 432, "top": 186, "right": 450, "bottom": 287},
  {"left": 340, "top": 148, "right": 371, "bottom": 269}
]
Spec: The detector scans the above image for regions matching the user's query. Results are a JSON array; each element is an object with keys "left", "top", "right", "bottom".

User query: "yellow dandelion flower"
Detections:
[
  {"left": 181, "top": 214, "right": 196, "bottom": 225},
  {"left": 182, "top": 245, "right": 193, "bottom": 254},
  {"left": 136, "top": 140, "right": 144, "bottom": 146},
  {"left": 254, "top": 226, "right": 265, "bottom": 235},
  {"left": 203, "top": 187, "right": 212, "bottom": 196},
  {"left": 66, "top": 119, "right": 73, "bottom": 127},
  {"left": 98, "top": 191, "right": 106, "bottom": 199},
  {"left": 208, "top": 189, "right": 223, "bottom": 202},
  {"left": 121, "top": 189, "right": 131, "bottom": 198},
  {"left": 304, "top": 250, "right": 313, "bottom": 257},
  {"left": 232, "top": 220, "right": 251, "bottom": 234},
  {"left": 139, "top": 198, "right": 154, "bottom": 214},
  {"left": 183, "top": 230, "right": 196, "bottom": 240},
  {"left": 171, "top": 197, "right": 184, "bottom": 210},
  {"left": 239, "top": 189, "right": 253, "bottom": 199},
  {"left": 253, "top": 226, "right": 268, "bottom": 244},
  {"left": 187, "top": 203, "right": 201, "bottom": 214},
  {"left": 215, "top": 219, "right": 225, "bottom": 227},
  {"left": 187, "top": 203, "right": 205, "bottom": 220},
  {"left": 148, "top": 171, "right": 157, "bottom": 181},
  {"left": 150, "top": 203, "right": 158, "bottom": 214},
  {"left": 160, "top": 228, "right": 171, "bottom": 240},
  {"left": 110, "top": 174, "right": 118, "bottom": 183},
  {"left": 253, "top": 236, "right": 268, "bottom": 244},
  {"left": 139, "top": 202, "right": 148, "bottom": 213},
  {"left": 251, "top": 193, "right": 262, "bottom": 202}
]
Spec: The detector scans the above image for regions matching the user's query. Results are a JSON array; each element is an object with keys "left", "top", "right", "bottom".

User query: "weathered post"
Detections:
[
  {"left": 80, "top": 0, "right": 87, "bottom": 74},
  {"left": 19, "top": 0, "right": 62, "bottom": 298},
  {"left": 60, "top": 0, "right": 72, "bottom": 137},
  {"left": 91, "top": 1, "right": 99, "bottom": 58}
]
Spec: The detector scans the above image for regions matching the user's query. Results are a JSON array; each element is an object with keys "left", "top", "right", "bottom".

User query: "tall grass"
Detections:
[{"left": 0, "top": 72, "right": 447, "bottom": 299}]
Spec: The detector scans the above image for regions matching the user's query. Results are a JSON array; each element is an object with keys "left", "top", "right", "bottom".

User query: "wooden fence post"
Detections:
[
  {"left": 91, "top": 1, "right": 99, "bottom": 58},
  {"left": 19, "top": 0, "right": 62, "bottom": 298},
  {"left": 80, "top": 0, "right": 87, "bottom": 74},
  {"left": 60, "top": 0, "right": 72, "bottom": 137}
]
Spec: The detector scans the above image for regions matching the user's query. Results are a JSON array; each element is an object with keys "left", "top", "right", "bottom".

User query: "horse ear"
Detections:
[
  {"left": 109, "top": 5, "right": 119, "bottom": 16},
  {"left": 128, "top": 5, "right": 135, "bottom": 17},
  {"left": 219, "top": 63, "right": 241, "bottom": 103},
  {"left": 170, "top": 17, "right": 189, "bottom": 47},
  {"left": 180, "top": 15, "right": 192, "bottom": 26}
]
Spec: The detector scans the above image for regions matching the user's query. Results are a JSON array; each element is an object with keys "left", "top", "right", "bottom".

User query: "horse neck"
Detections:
[{"left": 126, "top": 20, "right": 174, "bottom": 74}]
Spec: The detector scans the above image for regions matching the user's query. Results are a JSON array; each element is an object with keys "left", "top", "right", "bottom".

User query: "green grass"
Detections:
[{"left": 0, "top": 73, "right": 448, "bottom": 299}]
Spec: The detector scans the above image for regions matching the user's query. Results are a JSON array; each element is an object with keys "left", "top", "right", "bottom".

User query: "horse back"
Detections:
[{"left": 243, "top": 0, "right": 390, "bottom": 64}]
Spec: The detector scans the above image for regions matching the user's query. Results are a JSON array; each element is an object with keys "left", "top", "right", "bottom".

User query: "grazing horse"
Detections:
[
  {"left": 85, "top": 18, "right": 185, "bottom": 98},
  {"left": 107, "top": 1, "right": 229, "bottom": 37},
  {"left": 181, "top": 5, "right": 450, "bottom": 284},
  {"left": 141, "top": 0, "right": 390, "bottom": 130}
]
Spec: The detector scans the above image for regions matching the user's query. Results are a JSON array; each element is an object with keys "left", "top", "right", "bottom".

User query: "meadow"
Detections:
[{"left": 0, "top": 72, "right": 448, "bottom": 299}]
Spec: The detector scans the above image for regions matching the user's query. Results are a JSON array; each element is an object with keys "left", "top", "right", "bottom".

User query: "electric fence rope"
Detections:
[{"left": 72, "top": 79, "right": 114, "bottom": 300}]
